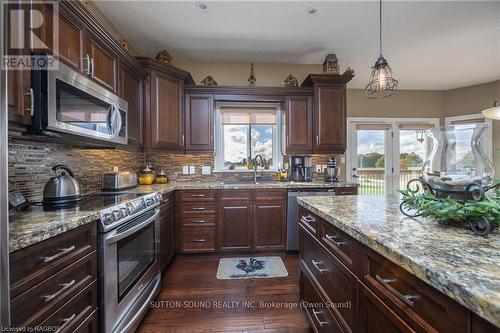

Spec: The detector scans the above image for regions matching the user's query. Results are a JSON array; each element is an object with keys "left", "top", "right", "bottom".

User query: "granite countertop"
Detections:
[
  {"left": 9, "top": 181, "right": 356, "bottom": 253},
  {"left": 297, "top": 194, "right": 500, "bottom": 327}
]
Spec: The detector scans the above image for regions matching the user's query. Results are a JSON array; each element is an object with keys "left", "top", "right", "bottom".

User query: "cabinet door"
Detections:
[
  {"left": 218, "top": 202, "right": 252, "bottom": 251},
  {"left": 119, "top": 66, "right": 143, "bottom": 146},
  {"left": 185, "top": 94, "right": 214, "bottom": 152},
  {"left": 159, "top": 204, "right": 175, "bottom": 271},
  {"left": 358, "top": 282, "right": 415, "bottom": 333},
  {"left": 253, "top": 201, "right": 286, "bottom": 251},
  {"left": 149, "top": 70, "right": 184, "bottom": 150},
  {"left": 87, "top": 36, "right": 118, "bottom": 92},
  {"left": 285, "top": 96, "right": 313, "bottom": 153},
  {"left": 313, "top": 85, "right": 346, "bottom": 153}
]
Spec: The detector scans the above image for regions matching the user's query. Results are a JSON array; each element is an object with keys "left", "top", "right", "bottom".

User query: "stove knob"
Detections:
[
  {"left": 146, "top": 198, "right": 154, "bottom": 206},
  {"left": 120, "top": 207, "right": 130, "bottom": 217},
  {"left": 113, "top": 210, "right": 121, "bottom": 220},
  {"left": 102, "top": 213, "right": 113, "bottom": 224}
]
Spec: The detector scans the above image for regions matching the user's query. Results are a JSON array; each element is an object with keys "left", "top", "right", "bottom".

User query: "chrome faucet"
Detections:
[{"left": 253, "top": 154, "right": 264, "bottom": 183}]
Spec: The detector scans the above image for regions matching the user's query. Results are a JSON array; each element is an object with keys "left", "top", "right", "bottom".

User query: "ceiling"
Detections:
[{"left": 93, "top": 1, "right": 500, "bottom": 90}]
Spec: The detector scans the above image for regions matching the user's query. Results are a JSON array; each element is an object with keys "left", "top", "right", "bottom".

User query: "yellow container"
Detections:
[{"left": 138, "top": 166, "right": 155, "bottom": 185}]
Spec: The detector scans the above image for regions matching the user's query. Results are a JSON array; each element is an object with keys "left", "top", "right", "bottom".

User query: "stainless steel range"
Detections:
[{"left": 96, "top": 192, "right": 162, "bottom": 333}]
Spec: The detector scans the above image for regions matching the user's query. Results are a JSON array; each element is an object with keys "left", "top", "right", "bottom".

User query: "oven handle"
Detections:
[{"left": 106, "top": 208, "right": 159, "bottom": 245}]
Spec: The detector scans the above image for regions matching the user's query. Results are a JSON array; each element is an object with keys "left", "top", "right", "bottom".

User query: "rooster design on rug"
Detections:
[{"left": 236, "top": 257, "right": 265, "bottom": 274}]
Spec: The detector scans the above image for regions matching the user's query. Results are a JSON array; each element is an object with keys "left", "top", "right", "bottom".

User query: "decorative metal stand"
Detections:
[{"left": 399, "top": 178, "right": 497, "bottom": 237}]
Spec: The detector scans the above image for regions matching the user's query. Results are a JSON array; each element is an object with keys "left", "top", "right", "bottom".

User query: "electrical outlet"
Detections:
[
  {"left": 182, "top": 166, "right": 189, "bottom": 175},
  {"left": 322, "top": 165, "right": 327, "bottom": 172},
  {"left": 340, "top": 157, "right": 346, "bottom": 164},
  {"left": 202, "top": 166, "right": 211, "bottom": 175},
  {"left": 315, "top": 165, "right": 322, "bottom": 173},
  {"left": 189, "top": 166, "right": 196, "bottom": 175}
]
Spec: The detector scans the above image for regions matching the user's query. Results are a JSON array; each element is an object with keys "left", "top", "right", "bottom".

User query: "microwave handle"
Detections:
[{"left": 106, "top": 103, "right": 122, "bottom": 138}]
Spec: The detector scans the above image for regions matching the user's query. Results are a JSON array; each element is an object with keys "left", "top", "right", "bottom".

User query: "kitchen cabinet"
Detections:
[
  {"left": 253, "top": 190, "right": 286, "bottom": 251},
  {"left": 185, "top": 93, "right": 214, "bottom": 152},
  {"left": 219, "top": 201, "right": 253, "bottom": 251},
  {"left": 87, "top": 33, "right": 119, "bottom": 92},
  {"left": 298, "top": 205, "right": 494, "bottom": 333},
  {"left": 302, "top": 73, "right": 354, "bottom": 153},
  {"left": 159, "top": 192, "right": 175, "bottom": 271},
  {"left": 139, "top": 58, "right": 193, "bottom": 152},
  {"left": 284, "top": 96, "right": 313, "bottom": 153},
  {"left": 119, "top": 64, "right": 144, "bottom": 146},
  {"left": 9, "top": 222, "right": 97, "bottom": 329}
]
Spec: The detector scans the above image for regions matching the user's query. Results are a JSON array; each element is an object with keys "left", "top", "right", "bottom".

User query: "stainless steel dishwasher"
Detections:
[{"left": 287, "top": 188, "right": 335, "bottom": 251}]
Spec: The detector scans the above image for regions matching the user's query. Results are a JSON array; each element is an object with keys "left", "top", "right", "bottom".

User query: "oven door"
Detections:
[
  {"left": 45, "top": 61, "right": 128, "bottom": 145},
  {"left": 100, "top": 207, "right": 160, "bottom": 333}
]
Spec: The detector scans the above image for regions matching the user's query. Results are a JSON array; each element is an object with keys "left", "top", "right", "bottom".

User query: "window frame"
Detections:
[{"left": 214, "top": 102, "right": 283, "bottom": 172}]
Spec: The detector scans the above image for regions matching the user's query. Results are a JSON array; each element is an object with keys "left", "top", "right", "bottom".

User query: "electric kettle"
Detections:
[{"left": 43, "top": 165, "right": 81, "bottom": 208}]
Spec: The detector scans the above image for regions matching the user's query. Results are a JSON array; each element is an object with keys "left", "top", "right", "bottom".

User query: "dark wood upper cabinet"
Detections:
[
  {"left": 284, "top": 95, "right": 313, "bottom": 153},
  {"left": 253, "top": 201, "right": 286, "bottom": 251},
  {"left": 218, "top": 202, "right": 253, "bottom": 251},
  {"left": 138, "top": 58, "right": 194, "bottom": 152},
  {"left": 119, "top": 65, "right": 144, "bottom": 146},
  {"left": 302, "top": 73, "right": 354, "bottom": 154},
  {"left": 185, "top": 94, "right": 214, "bottom": 152},
  {"left": 87, "top": 35, "right": 118, "bottom": 92}
]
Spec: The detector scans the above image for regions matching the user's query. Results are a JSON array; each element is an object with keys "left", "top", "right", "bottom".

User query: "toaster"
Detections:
[{"left": 102, "top": 171, "right": 138, "bottom": 191}]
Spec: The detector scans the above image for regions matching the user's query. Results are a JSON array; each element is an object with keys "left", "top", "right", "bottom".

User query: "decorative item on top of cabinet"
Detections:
[
  {"left": 201, "top": 76, "right": 218, "bottom": 86},
  {"left": 155, "top": 49, "right": 173, "bottom": 64},
  {"left": 323, "top": 53, "right": 340, "bottom": 74},
  {"left": 284, "top": 96, "right": 313, "bottom": 154},
  {"left": 138, "top": 57, "right": 194, "bottom": 152},
  {"left": 248, "top": 62, "right": 257, "bottom": 86},
  {"left": 282, "top": 74, "right": 299, "bottom": 88},
  {"left": 185, "top": 94, "right": 214, "bottom": 152},
  {"left": 301, "top": 71, "right": 354, "bottom": 153}
]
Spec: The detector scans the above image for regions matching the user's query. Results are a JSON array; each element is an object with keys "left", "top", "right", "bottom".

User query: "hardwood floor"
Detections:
[{"left": 137, "top": 255, "right": 312, "bottom": 333}]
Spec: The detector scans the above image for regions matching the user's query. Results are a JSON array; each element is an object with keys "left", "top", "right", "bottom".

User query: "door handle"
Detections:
[
  {"left": 312, "top": 309, "right": 328, "bottom": 327},
  {"left": 375, "top": 274, "right": 419, "bottom": 307},
  {"left": 25, "top": 88, "right": 34, "bottom": 116},
  {"left": 193, "top": 238, "right": 206, "bottom": 242},
  {"left": 41, "top": 245, "right": 76, "bottom": 263},
  {"left": 84, "top": 55, "right": 91, "bottom": 76},
  {"left": 42, "top": 279, "right": 76, "bottom": 302},
  {"left": 311, "top": 260, "right": 328, "bottom": 274},
  {"left": 316, "top": 135, "right": 319, "bottom": 145},
  {"left": 55, "top": 313, "right": 76, "bottom": 333},
  {"left": 90, "top": 57, "right": 95, "bottom": 78}
]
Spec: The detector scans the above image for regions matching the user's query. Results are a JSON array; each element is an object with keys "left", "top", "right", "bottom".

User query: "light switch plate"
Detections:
[
  {"left": 189, "top": 166, "right": 196, "bottom": 174},
  {"left": 182, "top": 166, "right": 189, "bottom": 175},
  {"left": 202, "top": 166, "right": 211, "bottom": 175},
  {"left": 322, "top": 165, "right": 327, "bottom": 172},
  {"left": 315, "top": 165, "right": 322, "bottom": 172},
  {"left": 340, "top": 157, "right": 346, "bottom": 164}
]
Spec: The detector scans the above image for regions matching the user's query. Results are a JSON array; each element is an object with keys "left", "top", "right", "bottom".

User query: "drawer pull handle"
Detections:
[
  {"left": 325, "top": 234, "right": 346, "bottom": 247},
  {"left": 41, "top": 245, "right": 76, "bottom": 263},
  {"left": 312, "top": 309, "right": 328, "bottom": 327},
  {"left": 42, "top": 279, "right": 76, "bottom": 303},
  {"left": 375, "top": 274, "right": 419, "bottom": 307},
  {"left": 193, "top": 220, "right": 206, "bottom": 224},
  {"left": 311, "top": 260, "right": 328, "bottom": 274},
  {"left": 55, "top": 313, "right": 76, "bottom": 333},
  {"left": 192, "top": 194, "right": 206, "bottom": 197},
  {"left": 192, "top": 207, "right": 206, "bottom": 211},
  {"left": 301, "top": 215, "right": 316, "bottom": 222},
  {"left": 193, "top": 238, "right": 206, "bottom": 242}
]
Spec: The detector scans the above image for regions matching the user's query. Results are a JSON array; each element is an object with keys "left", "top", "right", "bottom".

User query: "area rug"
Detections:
[{"left": 216, "top": 256, "right": 288, "bottom": 280}]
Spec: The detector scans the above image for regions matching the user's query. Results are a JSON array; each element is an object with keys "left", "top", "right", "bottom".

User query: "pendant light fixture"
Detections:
[
  {"left": 365, "top": 0, "right": 398, "bottom": 98},
  {"left": 482, "top": 100, "right": 500, "bottom": 120}
]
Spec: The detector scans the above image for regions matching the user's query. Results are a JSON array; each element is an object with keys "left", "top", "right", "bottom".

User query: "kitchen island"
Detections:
[{"left": 297, "top": 194, "right": 499, "bottom": 332}]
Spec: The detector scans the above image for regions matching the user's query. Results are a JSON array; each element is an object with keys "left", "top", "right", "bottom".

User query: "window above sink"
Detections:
[{"left": 214, "top": 102, "right": 283, "bottom": 172}]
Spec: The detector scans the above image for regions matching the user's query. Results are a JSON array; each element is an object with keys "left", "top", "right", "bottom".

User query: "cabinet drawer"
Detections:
[
  {"left": 319, "top": 220, "right": 359, "bottom": 274},
  {"left": 362, "top": 248, "right": 469, "bottom": 332},
  {"left": 10, "top": 222, "right": 97, "bottom": 298},
  {"left": 182, "top": 216, "right": 216, "bottom": 227},
  {"left": 219, "top": 189, "right": 253, "bottom": 201},
  {"left": 301, "top": 271, "right": 343, "bottom": 333},
  {"left": 255, "top": 189, "right": 285, "bottom": 201},
  {"left": 334, "top": 187, "right": 358, "bottom": 196},
  {"left": 11, "top": 251, "right": 97, "bottom": 327},
  {"left": 298, "top": 206, "right": 318, "bottom": 237},
  {"left": 180, "top": 190, "right": 216, "bottom": 202},
  {"left": 183, "top": 202, "right": 217, "bottom": 215},
  {"left": 300, "top": 227, "right": 357, "bottom": 333},
  {"left": 181, "top": 227, "right": 216, "bottom": 253},
  {"left": 40, "top": 281, "right": 97, "bottom": 333},
  {"left": 73, "top": 310, "right": 98, "bottom": 333}
]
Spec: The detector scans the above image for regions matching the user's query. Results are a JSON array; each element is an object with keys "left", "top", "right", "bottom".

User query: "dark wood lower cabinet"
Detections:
[
  {"left": 218, "top": 202, "right": 253, "bottom": 251},
  {"left": 159, "top": 200, "right": 175, "bottom": 271},
  {"left": 253, "top": 201, "right": 286, "bottom": 251}
]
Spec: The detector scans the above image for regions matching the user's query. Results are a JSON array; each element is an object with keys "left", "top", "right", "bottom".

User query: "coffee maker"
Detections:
[
  {"left": 325, "top": 156, "right": 340, "bottom": 182},
  {"left": 289, "top": 156, "right": 312, "bottom": 182}
]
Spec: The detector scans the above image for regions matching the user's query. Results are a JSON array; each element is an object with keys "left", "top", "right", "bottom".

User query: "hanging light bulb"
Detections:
[
  {"left": 365, "top": 0, "right": 398, "bottom": 98},
  {"left": 482, "top": 101, "right": 500, "bottom": 120}
]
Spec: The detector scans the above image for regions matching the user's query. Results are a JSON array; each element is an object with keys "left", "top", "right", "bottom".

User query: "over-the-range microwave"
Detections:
[{"left": 30, "top": 57, "right": 128, "bottom": 145}]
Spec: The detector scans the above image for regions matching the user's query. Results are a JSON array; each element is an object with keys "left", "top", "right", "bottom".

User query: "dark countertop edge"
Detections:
[{"left": 296, "top": 197, "right": 499, "bottom": 328}]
